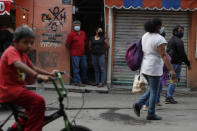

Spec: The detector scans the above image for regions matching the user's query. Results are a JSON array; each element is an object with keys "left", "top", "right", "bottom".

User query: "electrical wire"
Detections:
[{"left": 45, "top": 70, "right": 86, "bottom": 125}]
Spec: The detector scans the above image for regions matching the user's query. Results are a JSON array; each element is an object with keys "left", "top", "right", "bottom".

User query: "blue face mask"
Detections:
[
  {"left": 74, "top": 26, "right": 80, "bottom": 31},
  {"left": 176, "top": 31, "right": 184, "bottom": 38}
]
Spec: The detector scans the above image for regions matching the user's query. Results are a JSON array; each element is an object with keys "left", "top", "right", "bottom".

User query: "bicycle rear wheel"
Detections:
[{"left": 61, "top": 125, "right": 92, "bottom": 131}]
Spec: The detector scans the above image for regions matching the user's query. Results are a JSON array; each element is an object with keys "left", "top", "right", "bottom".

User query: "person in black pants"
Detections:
[{"left": 89, "top": 27, "right": 110, "bottom": 87}]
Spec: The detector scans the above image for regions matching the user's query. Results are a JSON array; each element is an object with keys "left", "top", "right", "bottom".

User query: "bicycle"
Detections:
[{"left": 0, "top": 72, "right": 92, "bottom": 131}]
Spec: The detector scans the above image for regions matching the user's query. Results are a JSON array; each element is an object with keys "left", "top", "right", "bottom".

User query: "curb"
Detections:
[{"left": 26, "top": 84, "right": 109, "bottom": 94}]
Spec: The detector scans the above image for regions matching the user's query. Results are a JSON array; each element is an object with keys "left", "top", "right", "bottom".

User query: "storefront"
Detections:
[{"left": 105, "top": 0, "right": 197, "bottom": 88}]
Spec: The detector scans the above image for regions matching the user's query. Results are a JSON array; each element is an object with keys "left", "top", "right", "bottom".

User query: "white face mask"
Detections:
[{"left": 74, "top": 26, "right": 80, "bottom": 31}]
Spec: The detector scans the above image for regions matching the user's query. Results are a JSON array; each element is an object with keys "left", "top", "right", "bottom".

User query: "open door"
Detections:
[{"left": 72, "top": 0, "right": 105, "bottom": 83}]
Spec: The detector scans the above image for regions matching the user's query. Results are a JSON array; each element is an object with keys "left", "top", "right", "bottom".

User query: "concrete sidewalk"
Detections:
[{"left": 26, "top": 83, "right": 197, "bottom": 97}]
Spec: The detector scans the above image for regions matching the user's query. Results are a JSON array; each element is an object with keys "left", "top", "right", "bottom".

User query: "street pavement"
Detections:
[{"left": 1, "top": 89, "right": 197, "bottom": 131}]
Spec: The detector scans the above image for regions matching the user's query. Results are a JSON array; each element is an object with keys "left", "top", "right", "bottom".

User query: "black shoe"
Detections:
[
  {"left": 165, "top": 98, "right": 178, "bottom": 104},
  {"left": 83, "top": 81, "right": 92, "bottom": 85},
  {"left": 92, "top": 82, "right": 99, "bottom": 86},
  {"left": 133, "top": 103, "right": 141, "bottom": 117},
  {"left": 147, "top": 114, "right": 162, "bottom": 120},
  {"left": 7, "top": 127, "right": 12, "bottom": 131},
  {"left": 74, "top": 83, "right": 86, "bottom": 87}
]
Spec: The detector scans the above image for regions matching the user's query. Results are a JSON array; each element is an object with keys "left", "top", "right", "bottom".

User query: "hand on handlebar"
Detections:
[
  {"left": 37, "top": 74, "right": 51, "bottom": 82},
  {"left": 50, "top": 70, "right": 60, "bottom": 77}
]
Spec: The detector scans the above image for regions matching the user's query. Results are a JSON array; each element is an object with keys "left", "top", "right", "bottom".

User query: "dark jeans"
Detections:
[
  {"left": 71, "top": 55, "right": 88, "bottom": 83},
  {"left": 92, "top": 54, "right": 106, "bottom": 84},
  {"left": 167, "top": 64, "right": 181, "bottom": 99},
  {"left": 136, "top": 75, "right": 161, "bottom": 116}
]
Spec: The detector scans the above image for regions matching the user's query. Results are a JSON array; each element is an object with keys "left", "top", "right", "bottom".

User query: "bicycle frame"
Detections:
[
  {"left": 0, "top": 72, "right": 72, "bottom": 131},
  {"left": 43, "top": 72, "right": 70, "bottom": 130}
]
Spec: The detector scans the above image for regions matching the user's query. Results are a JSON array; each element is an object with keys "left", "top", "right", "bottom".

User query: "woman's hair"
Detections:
[
  {"left": 144, "top": 18, "right": 162, "bottom": 33},
  {"left": 13, "top": 25, "right": 35, "bottom": 42},
  {"left": 96, "top": 27, "right": 103, "bottom": 32},
  {"left": 172, "top": 25, "right": 184, "bottom": 36}
]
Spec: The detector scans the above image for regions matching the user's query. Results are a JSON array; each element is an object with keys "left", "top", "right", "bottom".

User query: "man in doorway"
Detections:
[
  {"left": 66, "top": 20, "right": 88, "bottom": 87},
  {"left": 0, "top": 26, "right": 14, "bottom": 58},
  {"left": 166, "top": 25, "right": 191, "bottom": 104}
]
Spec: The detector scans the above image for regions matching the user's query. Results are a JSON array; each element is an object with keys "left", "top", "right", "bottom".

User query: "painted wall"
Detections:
[
  {"left": 188, "top": 11, "right": 197, "bottom": 88},
  {"left": 14, "top": 0, "right": 73, "bottom": 83}
]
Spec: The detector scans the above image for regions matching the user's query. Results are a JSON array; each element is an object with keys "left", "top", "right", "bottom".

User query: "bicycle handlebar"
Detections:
[
  {"left": 36, "top": 71, "right": 67, "bottom": 99},
  {"left": 37, "top": 71, "right": 66, "bottom": 83}
]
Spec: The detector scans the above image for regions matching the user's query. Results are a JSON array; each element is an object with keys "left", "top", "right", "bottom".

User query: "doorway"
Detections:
[
  {"left": 73, "top": 0, "right": 105, "bottom": 83},
  {"left": 0, "top": 9, "right": 15, "bottom": 57}
]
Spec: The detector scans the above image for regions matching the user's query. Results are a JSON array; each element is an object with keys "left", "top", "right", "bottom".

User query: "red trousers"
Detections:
[{"left": 10, "top": 89, "right": 45, "bottom": 131}]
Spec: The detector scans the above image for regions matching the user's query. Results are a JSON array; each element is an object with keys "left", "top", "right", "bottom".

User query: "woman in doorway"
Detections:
[{"left": 89, "top": 27, "right": 110, "bottom": 87}]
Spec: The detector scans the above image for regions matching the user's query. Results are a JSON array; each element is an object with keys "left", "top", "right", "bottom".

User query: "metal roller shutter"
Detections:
[{"left": 112, "top": 10, "right": 189, "bottom": 88}]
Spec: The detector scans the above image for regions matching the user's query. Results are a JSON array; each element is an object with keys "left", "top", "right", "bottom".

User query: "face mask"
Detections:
[
  {"left": 176, "top": 32, "right": 184, "bottom": 38},
  {"left": 98, "top": 32, "right": 103, "bottom": 36},
  {"left": 74, "top": 26, "right": 80, "bottom": 31}
]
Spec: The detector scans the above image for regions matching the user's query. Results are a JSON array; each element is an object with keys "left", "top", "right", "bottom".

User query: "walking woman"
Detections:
[
  {"left": 89, "top": 27, "right": 110, "bottom": 87},
  {"left": 133, "top": 18, "right": 176, "bottom": 120}
]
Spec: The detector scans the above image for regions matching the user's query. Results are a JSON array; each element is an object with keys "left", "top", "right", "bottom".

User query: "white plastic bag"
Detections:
[{"left": 132, "top": 74, "right": 147, "bottom": 93}]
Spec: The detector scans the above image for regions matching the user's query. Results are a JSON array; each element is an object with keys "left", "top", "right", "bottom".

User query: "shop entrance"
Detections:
[
  {"left": 0, "top": 9, "right": 15, "bottom": 57},
  {"left": 0, "top": 9, "right": 15, "bottom": 29},
  {"left": 73, "top": 0, "right": 105, "bottom": 83}
]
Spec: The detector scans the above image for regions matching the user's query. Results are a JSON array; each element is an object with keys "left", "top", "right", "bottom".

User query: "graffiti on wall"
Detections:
[
  {"left": 39, "top": 6, "right": 68, "bottom": 48},
  {"left": 40, "top": 33, "right": 63, "bottom": 48},
  {"left": 41, "top": 6, "right": 66, "bottom": 32},
  {"left": 38, "top": 51, "right": 58, "bottom": 68}
]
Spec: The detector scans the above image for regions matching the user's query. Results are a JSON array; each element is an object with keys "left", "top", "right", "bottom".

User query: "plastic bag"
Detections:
[{"left": 132, "top": 74, "right": 147, "bottom": 93}]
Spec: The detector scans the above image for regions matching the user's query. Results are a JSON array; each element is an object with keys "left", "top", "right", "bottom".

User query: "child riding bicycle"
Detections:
[{"left": 0, "top": 25, "right": 58, "bottom": 131}]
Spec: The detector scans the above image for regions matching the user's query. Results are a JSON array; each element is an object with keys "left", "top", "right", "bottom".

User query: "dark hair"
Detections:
[
  {"left": 144, "top": 18, "right": 162, "bottom": 33},
  {"left": 96, "top": 27, "right": 103, "bottom": 32},
  {"left": 172, "top": 25, "right": 184, "bottom": 36},
  {"left": 13, "top": 25, "right": 35, "bottom": 42},
  {"left": 73, "top": 20, "right": 81, "bottom": 25}
]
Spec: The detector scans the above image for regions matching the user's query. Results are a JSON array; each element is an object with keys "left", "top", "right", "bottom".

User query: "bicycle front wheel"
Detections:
[{"left": 61, "top": 125, "right": 92, "bottom": 131}]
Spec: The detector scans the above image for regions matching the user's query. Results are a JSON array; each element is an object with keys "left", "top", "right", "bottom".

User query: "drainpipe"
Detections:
[{"left": 107, "top": 8, "right": 113, "bottom": 89}]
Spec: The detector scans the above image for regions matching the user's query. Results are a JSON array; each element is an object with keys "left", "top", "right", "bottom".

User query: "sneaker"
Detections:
[
  {"left": 147, "top": 114, "right": 162, "bottom": 120},
  {"left": 143, "top": 105, "right": 148, "bottom": 111},
  {"left": 97, "top": 83, "right": 104, "bottom": 87},
  {"left": 74, "top": 83, "right": 86, "bottom": 87},
  {"left": 165, "top": 98, "right": 178, "bottom": 104},
  {"left": 133, "top": 103, "right": 141, "bottom": 117}
]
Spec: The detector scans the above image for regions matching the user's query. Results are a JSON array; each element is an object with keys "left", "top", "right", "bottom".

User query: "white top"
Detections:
[{"left": 141, "top": 32, "right": 167, "bottom": 76}]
